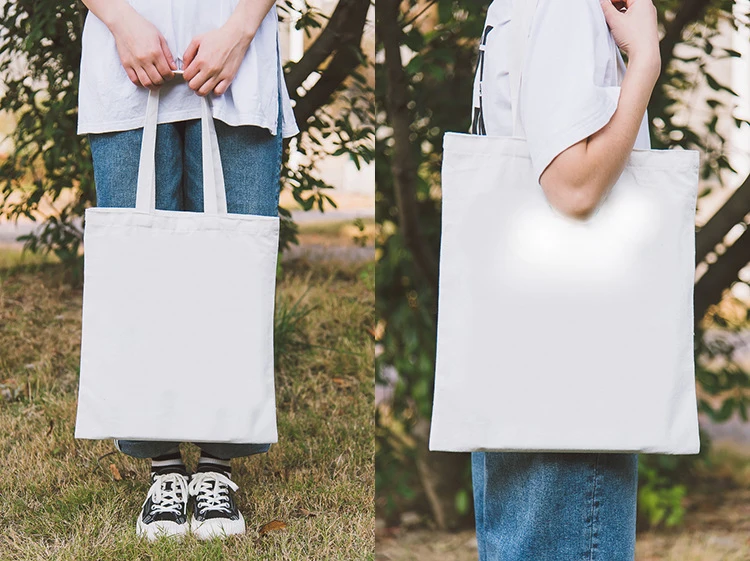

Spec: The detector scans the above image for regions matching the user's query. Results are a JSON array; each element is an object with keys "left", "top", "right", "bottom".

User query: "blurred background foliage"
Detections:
[
  {"left": 0, "top": 0, "right": 374, "bottom": 276},
  {"left": 376, "top": 0, "right": 750, "bottom": 530}
]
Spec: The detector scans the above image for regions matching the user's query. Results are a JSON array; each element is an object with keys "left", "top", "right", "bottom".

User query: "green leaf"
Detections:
[{"left": 454, "top": 489, "right": 470, "bottom": 515}]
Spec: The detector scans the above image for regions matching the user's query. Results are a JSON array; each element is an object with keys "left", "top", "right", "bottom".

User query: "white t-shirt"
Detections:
[
  {"left": 471, "top": 0, "right": 650, "bottom": 182},
  {"left": 77, "top": 0, "right": 299, "bottom": 138}
]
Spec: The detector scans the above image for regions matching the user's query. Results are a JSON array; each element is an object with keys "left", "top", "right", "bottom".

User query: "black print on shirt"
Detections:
[{"left": 470, "top": 24, "right": 494, "bottom": 136}]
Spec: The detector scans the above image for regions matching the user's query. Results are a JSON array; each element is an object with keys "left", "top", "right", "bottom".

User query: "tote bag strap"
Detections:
[
  {"left": 135, "top": 89, "right": 228, "bottom": 215},
  {"left": 199, "top": 95, "right": 228, "bottom": 215}
]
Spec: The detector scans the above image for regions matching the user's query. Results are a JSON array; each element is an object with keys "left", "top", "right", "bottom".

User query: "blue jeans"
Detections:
[
  {"left": 88, "top": 114, "right": 282, "bottom": 460},
  {"left": 472, "top": 452, "right": 638, "bottom": 561}
]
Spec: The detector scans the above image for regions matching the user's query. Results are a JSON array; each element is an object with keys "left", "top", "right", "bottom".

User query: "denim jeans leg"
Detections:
[
  {"left": 472, "top": 452, "right": 488, "bottom": 559},
  {"left": 88, "top": 122, "right": 185, "bottom": 460},
  {"left": 181, "top": 119, "right": 281, "bottom": 217},
  {"left": 114, "top": 439, "right": 181, "bottom": 459},
  {"left": 473, "top": 451, "right": 638, "bottom": 561},
  {"left": 194, "top": 442, "right": 272, "bottom": 460},
  {"left": 89, "top": 123, "right": 184, "bottom": 211}
]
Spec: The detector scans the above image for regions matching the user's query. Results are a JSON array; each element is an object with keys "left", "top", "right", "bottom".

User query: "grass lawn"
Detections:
[
  {"left": 0, "top": 250, "right": 375, "bottom": 560},
  {"left": 296, "top": 218, "right": 375, "bottom": 252}
]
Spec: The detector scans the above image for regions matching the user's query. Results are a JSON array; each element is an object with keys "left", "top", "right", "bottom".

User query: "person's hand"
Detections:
[
  {"left": 109, "top": 7, "right": 176, "bottom": 89},
  {"left": 600, "top": 0, "right": 660, "bottom": 72},
  {"left": 182, "top": 23, "right": 253, "bottom": 97}
]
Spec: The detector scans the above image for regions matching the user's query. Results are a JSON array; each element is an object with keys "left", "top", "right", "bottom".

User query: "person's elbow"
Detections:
[
  {"left": 539, "top": 156, "right": 609, "bottom": 220},
  {"left": 544, "top": 179, "right": 605, "bottom": 220}
]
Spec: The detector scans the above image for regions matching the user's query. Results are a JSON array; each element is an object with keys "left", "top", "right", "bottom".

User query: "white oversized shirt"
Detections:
[
  {"left": 78, "top": 0, "right": 299, "bottom": 138},
  {"left": 471, "top": 0, "right": 650, "bottom": 182}
]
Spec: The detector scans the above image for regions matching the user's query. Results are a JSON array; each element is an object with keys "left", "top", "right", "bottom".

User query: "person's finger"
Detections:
[
  {"left": 159, "top": 35, "right": 177, "bottom": 71},
  {"left": 197, "top": 75, "right": 220, "bottom": 97},
  {"left": 144, "top": 63, "right": 164, "bottom": 87},
  {"left": 124, "top": 66, "right": 140, "bottom": 87},
  {"left": 188, "top": 69, "right": 208, "bottom": 92},
  {"left": 214, "top": 79, "right": 231, "bottom": 96},
  {"left": 183, "top": 58, "right": 201, "bottom": 82},
  {"left": 183, "top": 61, "right": 200, "bottom": 82},
  {"left": 154, "top": 56, "right": 174, "bottom": 81},
  {"left": 182, "top": 38, "right": 200, "bottom": 73},
  {"left": 135, "top": 66, "right": 152, "bottom": 89}
]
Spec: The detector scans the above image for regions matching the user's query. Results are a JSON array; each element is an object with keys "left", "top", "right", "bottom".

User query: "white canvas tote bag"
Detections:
[
  {"left": 75, "top": 89, "right": 279, "bottom": 443},
  {"left": 429, "top": 0, "right": 701, "bottom": 454}
]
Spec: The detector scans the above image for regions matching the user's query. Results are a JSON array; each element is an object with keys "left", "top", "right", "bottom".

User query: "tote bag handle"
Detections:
[
  {"left": 506, "top": 0, "right": 628, "bottom": 137},
  {"left": 135, "top": 89, "right": 228, "bottom": 215}
]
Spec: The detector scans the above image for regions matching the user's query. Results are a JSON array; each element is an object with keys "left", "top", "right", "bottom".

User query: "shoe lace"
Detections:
[
  {"left": 188, "top": 471, "right": 239, "bottom": 513},
  {"left": 144, "top": 472, "right": 188, "bottom": 516}
]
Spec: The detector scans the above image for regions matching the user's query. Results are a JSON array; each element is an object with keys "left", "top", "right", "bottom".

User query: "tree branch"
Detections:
[
  {"left": 285, "top": 0, "right": 370, "bottom": 93},
  {"left": 696, "top": 173, "right": 750, "bottom": 264},
  {"left": 285, "top": 0, "right": 369, "bottom": 135},
  {"left": 659, "top": 0, "right": 711, "bottom": 77},
  {"left": 695, "top": 226, "right": 750, "bottom": 325},
  {"left": 292, "top": 43, "right": 364, "bottom": 133}
]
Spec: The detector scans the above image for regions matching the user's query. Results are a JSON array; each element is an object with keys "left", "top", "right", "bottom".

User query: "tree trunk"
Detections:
[{"left": 379, "top": 0, "right": 439, "bottom": 294}]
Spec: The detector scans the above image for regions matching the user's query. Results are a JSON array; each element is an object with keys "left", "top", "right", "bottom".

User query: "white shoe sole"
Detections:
[
  {"left": 136, "top": 518, "right": 189, "bottom": 541},
  {"left": 190, "top": 513, "right": 246, "bottom": 540}
]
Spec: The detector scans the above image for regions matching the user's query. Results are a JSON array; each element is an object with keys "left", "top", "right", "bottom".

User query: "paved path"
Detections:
[
  {"left": 0, "top": 208, "right": 372, "bottom": 242},
  {"left": 283, "top": 243, "right": 374, "bottom": 263},
  {"left": 290, "top": 208, "right": 372, "bottom": 223},
  {"left": 0, "top": 209, "right": 375, "bottom": 262},
  {"left": 0, "top": 219, "right": 37, "bottom": 245}
]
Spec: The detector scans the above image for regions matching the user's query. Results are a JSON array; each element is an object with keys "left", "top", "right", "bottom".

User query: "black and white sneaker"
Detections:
[
  {"left": 188, "top": 471, "right": 246, "bottom": 540},
  {"left": 136, "top": 472, "right": 190, "bottom": 541}
]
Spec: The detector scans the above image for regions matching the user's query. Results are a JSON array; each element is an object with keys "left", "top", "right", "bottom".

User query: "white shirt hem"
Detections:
[{"left": 78, "top": 107, "right": 300, "bottom": 138}]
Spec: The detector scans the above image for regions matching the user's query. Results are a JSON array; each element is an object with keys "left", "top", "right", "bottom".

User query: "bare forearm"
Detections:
[
  {"left": 539, "top": 54, "right": 659, "bottom": 218},
  {"left": 80, "top": 0, "right": 135, "bottom": 31},
  {"left": 584, "top": 57, "right": 659, "bottom": 187},
  {"left": 225, "top": 0, "right": 277, "bottom": 44}
]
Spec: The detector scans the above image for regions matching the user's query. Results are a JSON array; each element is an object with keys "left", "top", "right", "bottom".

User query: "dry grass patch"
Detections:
[
  {"left": 297, "top": 218, "right": 375, "bottom": 248},
  {"left": 0, "top": 257, "right": 374, "bottom": 560}
]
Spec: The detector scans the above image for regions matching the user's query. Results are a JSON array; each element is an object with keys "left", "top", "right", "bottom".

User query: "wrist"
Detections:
[
  {"left": 99, "top": 0, "right": 136, "bottom": 33},
  {"left": 626, "top": 49, "right": 661, "bottom": 83},
  {"left": 224, "top": 12, "right": 257, "bottom": 48},
  {"left": 627, "top": 45, "right": 660, "bottom": 68}
]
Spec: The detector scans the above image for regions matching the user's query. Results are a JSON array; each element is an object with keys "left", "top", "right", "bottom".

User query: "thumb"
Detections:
[{"left": 599, "top": 0, "right": 620, "bottom": 24}]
